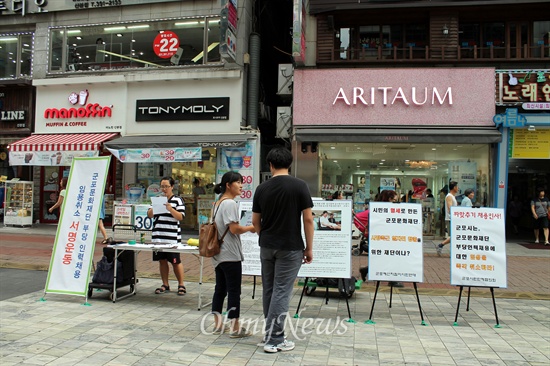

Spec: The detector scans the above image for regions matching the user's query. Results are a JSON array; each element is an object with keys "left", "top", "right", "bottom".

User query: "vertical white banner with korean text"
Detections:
[
  {"left": 368, "top": 202, "right": 424, "bottom": 282},
  {"left": 450, "top": 207, "right": 507, "bottom": 288},
  {"left": 45, "top": 157, "right": 111, "bottom": 296}
]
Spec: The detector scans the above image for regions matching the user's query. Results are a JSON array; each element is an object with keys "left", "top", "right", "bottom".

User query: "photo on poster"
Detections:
[{"left": 313, "top": 209, "right": 342, "bottom": 231}]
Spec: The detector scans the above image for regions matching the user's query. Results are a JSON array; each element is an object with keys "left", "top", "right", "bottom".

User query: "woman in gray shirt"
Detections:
[{"left": 211, "top": 171, "right": 255, "bottom": 337}]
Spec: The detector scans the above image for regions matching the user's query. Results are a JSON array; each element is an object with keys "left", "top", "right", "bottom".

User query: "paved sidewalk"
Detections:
[
  {"left": 1, "top": 278, "right": 549, "bottom": 365},
  {"left": 1, "top": 224, "right": 549, "bottom": 300}
]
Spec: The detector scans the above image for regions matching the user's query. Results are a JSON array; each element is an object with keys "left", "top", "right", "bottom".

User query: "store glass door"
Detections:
[{"left": 40, "top": 166, "right": 70, "bottom": 223}]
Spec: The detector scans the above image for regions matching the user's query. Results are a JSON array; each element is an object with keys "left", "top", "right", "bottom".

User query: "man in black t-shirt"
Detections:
[{"left": 252, "top": 147, "right": 314, "bottom": 353}]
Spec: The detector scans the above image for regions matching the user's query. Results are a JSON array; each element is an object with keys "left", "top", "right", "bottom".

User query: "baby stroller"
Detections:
[{"left": 352, "top": 212, "right": 369, "bottom": 256}]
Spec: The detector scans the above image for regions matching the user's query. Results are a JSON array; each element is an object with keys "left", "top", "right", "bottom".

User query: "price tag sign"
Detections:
[{"left": 153, "top": 31, "right": 180, "bottom": 59}]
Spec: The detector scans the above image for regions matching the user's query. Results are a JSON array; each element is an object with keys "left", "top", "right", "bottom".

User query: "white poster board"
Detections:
[
  {"left": 239, "top": 201, "right": 260, "bottom": 276},
  {"left": 113, "top": 203, "right": 133, "bottom": 225},
  {"left": 368, "top": 202, "right": 424, "bottom": 282},
  {"left": 240, "top": 199, "right": 353, "bottom": 279},
  {"left": 450, "top": 207, "right": 507, "bottom": 288},
  {"left": 45, "top": 157, "right": 110, "bottom": 296}
]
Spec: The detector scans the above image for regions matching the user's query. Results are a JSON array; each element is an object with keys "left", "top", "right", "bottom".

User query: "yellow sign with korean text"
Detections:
[{"left": 512, "top": 129, "right": 550, "bottom": 159}]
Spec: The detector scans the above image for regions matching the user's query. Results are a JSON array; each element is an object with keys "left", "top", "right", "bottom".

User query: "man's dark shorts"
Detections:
[
  {"left": 534, "top": 216, "right": 549, "bottom": 229},
  {"left": 152, "top": 252, "right": 181, "bottom": 264}
]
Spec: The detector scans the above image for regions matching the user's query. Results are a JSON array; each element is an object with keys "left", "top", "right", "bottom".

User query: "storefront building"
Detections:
[
  {"left": 0, "top": 84, "right": 34, "bottom": 181},
  {"left": 493, "top": 69, "right": 550, "bottom": 228},
  {"left": 3, "top": 0, "right": 258, "bottom": 227},
  {"left": 292, "top": 68, "right": 499, "bottom": 237}
]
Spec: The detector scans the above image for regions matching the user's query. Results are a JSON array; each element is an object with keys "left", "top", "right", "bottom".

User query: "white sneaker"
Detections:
[
  {"left": 263, "top": 339, "right": 295, "bottom": 353},
  {"left": 436, "top": 244, "right": 443, "bottom": 256},
  {"left": 257, "top": 335, "right": 285, "bottom": 347},
  {"left": 535, "top": 240, "right": 539, "bottom": 244}
]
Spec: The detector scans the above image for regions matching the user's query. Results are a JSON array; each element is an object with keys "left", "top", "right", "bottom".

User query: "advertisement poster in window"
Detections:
[{"left": 217, "top": 141, "right": 255, "bottom": 200}]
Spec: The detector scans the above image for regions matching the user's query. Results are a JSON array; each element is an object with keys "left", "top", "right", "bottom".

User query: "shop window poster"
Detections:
[{"left": 449, "top": 161, "right": 477, "bottom": 203}]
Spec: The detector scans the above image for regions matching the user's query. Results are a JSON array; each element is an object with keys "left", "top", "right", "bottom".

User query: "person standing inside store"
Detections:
[
  {"left": 531, "top": 189, "right": 550, "bottom": 245},
  {"left": 252, "top": 147, "right": 314, "bottom": 353},
  {"left": 48, "top": 178, "right": 67, "bottom": 216},
  {"left": 210, "top": 171, "right": 255, "bottom": 338},
  {"left": 147, "top": 177, "right": 187, "bottom": 295},
  {"left": 437, "top": 181, "right": 459, "bottom": 256},
  {"left": 461, "top": 189, "right": 475, "bottom": 207}
]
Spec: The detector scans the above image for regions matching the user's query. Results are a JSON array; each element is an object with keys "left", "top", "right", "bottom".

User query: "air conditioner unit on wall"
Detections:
[
  {"left": 276, "top": 106, "right": 292, "bottom": 138},
  {"left": 277, "top": 64, "right": 293, "bottom": 96}
]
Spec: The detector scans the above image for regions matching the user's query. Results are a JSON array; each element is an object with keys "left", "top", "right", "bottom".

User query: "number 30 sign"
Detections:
[{"left": 153, "top": 31, "right": 180, "bottom": 59}]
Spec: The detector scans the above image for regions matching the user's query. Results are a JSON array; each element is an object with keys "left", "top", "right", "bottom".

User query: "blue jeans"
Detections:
[
  {"left": 211, "top": 261, "right": 242, "bottom": 319},
  {"left": 260, "top": 247, "right": 303, "bottom": 345}
]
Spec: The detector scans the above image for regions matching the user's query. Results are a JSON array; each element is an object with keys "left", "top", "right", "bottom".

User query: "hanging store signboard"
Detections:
[
  {"left": 107, "top": 147, "right": 202, "bottom": 163},
  {"left": 495, "top": 70, "right": 550, "bottom": 106},
  {"left": 0, "top": 0, "right": 181, "bottom": 16},
  {"left": 135, "top": 97, "right": 230, "bottom": 121}
]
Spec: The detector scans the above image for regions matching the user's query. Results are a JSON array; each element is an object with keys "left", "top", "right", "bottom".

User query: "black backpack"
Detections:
[{"left": 92, "top": 256, "right": 123, "bottom": 284}]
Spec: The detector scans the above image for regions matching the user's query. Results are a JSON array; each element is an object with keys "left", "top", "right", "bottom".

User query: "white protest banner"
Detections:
[
  {"left": 299, "top": 200, "right": 353, "bottom": 278},
  {"left": 450, "top": 207, "right": 507, "bottom": 288},
  {"left": 240, "top": 199, "right": 353, "bottom": 279},
  {"left": 239, "top": 201, "right": 261, "bottom": 276},
  {"left": 45, "top": 156, "right": 110, "bottom": 296},
  {"left": 368, "top": 202, "right": 423, "bottom": 282}
]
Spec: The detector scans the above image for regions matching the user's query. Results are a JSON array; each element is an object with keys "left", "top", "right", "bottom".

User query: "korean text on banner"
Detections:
[
  {"left": 45, "top": 156, "right": 111, "bottom": 296},
  {"left": 368, "top": 202, "right": 424, "bottom": 282},
  {"left": 450, "top": 207, "right": 507, "bottom": 288}
]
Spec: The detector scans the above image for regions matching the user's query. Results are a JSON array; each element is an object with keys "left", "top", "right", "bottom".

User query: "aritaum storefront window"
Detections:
[
  {"left": 0, "top": 33, "right": 33, "bottom": 79},
  {"left": 49, "top": 17, "right": 221, "bottom": 73},
  {"left": 318, "top": 142, "right": 491, "bottom": 209}
]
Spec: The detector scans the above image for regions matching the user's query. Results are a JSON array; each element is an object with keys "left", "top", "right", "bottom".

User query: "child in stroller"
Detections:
[{"left": 352, "top": 210, "right": 369, "bottom": 256}]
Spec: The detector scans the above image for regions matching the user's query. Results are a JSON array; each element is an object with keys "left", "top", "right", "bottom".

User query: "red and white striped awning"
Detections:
[{"left": 8, "top": 133, "right": 119, "bottom": 152}]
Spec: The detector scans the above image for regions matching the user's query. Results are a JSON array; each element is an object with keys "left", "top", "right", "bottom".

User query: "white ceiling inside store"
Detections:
[{"left": 320, "top": 143, "right": 487, "bottom": 176}]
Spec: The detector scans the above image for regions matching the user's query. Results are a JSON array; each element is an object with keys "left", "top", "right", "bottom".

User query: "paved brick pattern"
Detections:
[
  {"left": 1, "top": 278, "right": 549, "bottom": 366},
  {"left": 1, "top": 228, "right": 549, "bottom": 299}
]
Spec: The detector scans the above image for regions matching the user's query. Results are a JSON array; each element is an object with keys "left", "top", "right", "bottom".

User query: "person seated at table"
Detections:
[
  {"left": 147, "top": 176, "right": 187, "bottom": 296},
  {"left": 319, "top": 211, "right": 341, "bottom": 230}
]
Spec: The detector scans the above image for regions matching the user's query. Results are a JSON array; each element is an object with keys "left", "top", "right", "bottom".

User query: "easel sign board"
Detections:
[
  {"left": 368, "top": 202, "right": 424, "bottom": 282},
  {"left": 239, "top": 201, "right": 261, "bottom": 276},
  {"left": 450, "top": 207, "right": 507, "bottom": 288},
  {"left": 299, "top": 199, "right": 353, "bottom": 278},
  {"left": 240, "top": 199, "right": 353, "bottom": 279}
]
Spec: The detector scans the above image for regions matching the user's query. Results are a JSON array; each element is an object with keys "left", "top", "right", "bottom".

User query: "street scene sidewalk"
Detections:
[
  {"left": 1, "top": 224, "right": 549, "bottom": 299},
  {"left": 1, "top": 224, "right": 549, "bottom": 365}
]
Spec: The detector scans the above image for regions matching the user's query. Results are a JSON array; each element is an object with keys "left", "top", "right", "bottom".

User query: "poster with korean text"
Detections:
[
  {"left": 240, "top": 199, "right": 353, "bottom": 279},
  {"left": 45, "top": 157, "right": 110, "bottom": 296},
  {"left": 299, "top": 200, "right": 353, "bottom": 278},
  {"left": 368, "top": 202, "right": 424, "bottom": 282},
  {"left": 450, "top": 207, "right": 507, "bottom": 288}
]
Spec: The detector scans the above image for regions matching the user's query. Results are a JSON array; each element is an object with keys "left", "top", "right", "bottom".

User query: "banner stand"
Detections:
[
  {"left": 365, "top": 281, "right": 427, "bottom": 326},
  {"left": 454, "top": 286, "right": 500, "bottom": 328},
  {"left": 294, "top": 277, "right": 355, "bottom": 322}
]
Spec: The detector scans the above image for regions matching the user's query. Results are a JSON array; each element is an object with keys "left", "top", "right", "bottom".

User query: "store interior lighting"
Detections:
[{"left": 406, "top": 160, "right": 437, "bottom": 168}]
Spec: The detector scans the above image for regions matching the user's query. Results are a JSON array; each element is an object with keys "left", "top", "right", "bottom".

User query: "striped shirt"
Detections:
[{"left": 152, "top": 195, "right": 185, "bottom": 244}]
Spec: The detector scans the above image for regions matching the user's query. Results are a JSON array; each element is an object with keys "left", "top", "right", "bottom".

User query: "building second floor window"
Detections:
[{"left": 0, "top": 33, "right": 33, "bottom": 79}]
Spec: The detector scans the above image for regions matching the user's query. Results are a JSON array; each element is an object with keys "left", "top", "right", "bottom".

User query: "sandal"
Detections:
[
  {"left": 155, "top": 284, "right": 170, "bottom": 294},
  {"left": 177, "top": 285, "right": 186, "bottom": 296}
]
